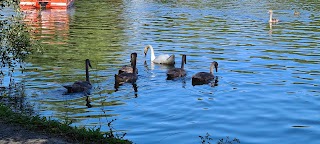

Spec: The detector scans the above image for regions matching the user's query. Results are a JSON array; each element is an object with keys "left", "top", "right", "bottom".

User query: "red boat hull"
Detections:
[{"left": 20, "top": 0, "right": 74, "bottom": 9}]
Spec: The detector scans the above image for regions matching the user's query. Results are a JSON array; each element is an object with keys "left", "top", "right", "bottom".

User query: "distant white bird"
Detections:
[
  {"left": 268, "top": 10, "right": 279, "bottom": 23},
  {"left": 144, "top": 45, "right": 175, "bottom": 65},
  {"left": 294, "top": 10, "right": 300, "bottom": 16}
]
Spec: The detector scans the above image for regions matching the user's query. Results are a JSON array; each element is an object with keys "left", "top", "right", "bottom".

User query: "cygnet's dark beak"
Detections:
[
  {"left": 89, "top": 61, "right": 92, "bottom": 68},
  {"left": 214, "top": 62, "right": 218, "bottom": 72}
]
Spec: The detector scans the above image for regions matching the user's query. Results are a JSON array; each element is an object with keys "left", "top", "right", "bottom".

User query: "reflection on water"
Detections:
[
  {"left": 85, "top": 95, "right": 92, "bottom": 108},
  {"left": 15, "top": 1, "right": 320, "bottom": 144},
  {"left": 144, "top": 60, "right": 175, "bottom": 71},
  {"left": 22, "top": 8, "right": 73, "bottom": 45},
  {"left": 114, "top": 79, "right": 138, "bottom": 98},
  {"left": 268, "top": 22, "right": 273, "bottom": 34}
]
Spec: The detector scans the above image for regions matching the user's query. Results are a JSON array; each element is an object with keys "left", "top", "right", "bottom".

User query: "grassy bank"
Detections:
[{"left": 0, "top": 104, "right": 132, "bottom": 144}]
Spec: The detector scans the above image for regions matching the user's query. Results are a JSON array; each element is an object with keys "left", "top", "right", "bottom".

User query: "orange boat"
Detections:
[{"left": 20, "top": 0, "right": 74, "bottom": 9}]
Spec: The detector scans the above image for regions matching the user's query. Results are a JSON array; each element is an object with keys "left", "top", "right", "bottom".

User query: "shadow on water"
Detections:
[{"left": 166, "top": 77, "right": 187, "bottom": 88}]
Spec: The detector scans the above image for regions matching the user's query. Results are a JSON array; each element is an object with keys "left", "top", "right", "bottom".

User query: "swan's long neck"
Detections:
[
  {"left": 85, "top": 60, "right": 90, "bottom": 83},
  {"left": 269, "top": 12, "right": 273, "bottom": 22},
  {"left": 181, "top": 55, "right": 186, "bottom": 69},
  {"left": 132, "top": 55, "right": 137, "bottom": 74},
  {"left": 181, "top": 60, "right": 184, "bottom": 69},
  {"left": 209, "top": 64, "right": 214, "bottom": 74},
  {"left": 148, "top": 45, "right": 156, "bottom": 61}
]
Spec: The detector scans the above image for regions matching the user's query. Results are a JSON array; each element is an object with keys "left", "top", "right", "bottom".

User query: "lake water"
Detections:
[{"left": 11, "top": 0, "right": 320, "bottom": 143}]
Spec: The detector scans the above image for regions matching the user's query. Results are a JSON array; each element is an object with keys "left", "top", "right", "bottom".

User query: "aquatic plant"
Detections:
[
  {"left": 199, "top": 133, "right": 240, "bottom": 144},
  {"left": 217, "top": 136, "right": 240, "bottom": 144},
  {"left": 199, "top": 133, "right": 213, "bottom": 144}
]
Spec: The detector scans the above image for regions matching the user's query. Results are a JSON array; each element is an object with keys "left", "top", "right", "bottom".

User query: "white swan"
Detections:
[
  {"left": 268, "top": 10, "right": 279, "bottom": 23},
  {"left": 144, "top": 45, "right": 175, "bottom": 65}
]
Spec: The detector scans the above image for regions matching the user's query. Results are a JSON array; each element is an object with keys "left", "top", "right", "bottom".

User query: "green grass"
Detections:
[{"left": 0, "top": 104, "right": 132, "bottom": 144}]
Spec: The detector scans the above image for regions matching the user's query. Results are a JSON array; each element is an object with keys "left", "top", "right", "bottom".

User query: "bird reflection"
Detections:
[
  {"left": 181, "top": 77, "right": 187, "bottom": 88},
  {"left": 166, "top": 76, "right": 187, "bottom": 88},
  {"left": 144, "top": 60, "right": 152, "bottom": 71},
  {"left": 85, "top": 95, "right": 92, "bottom": 108},
  {"left": 210, "top": 76, "right": 219, "bottom": 87},
  {"left": 269, "top": 22, "right": 273, "bottom": 34},
  {"left": 132, "top": 83, "right": 138, "bottom": 98},
  {"left": 114, "top": 82, "right": 139, "bottom": 98},
  {"left": 144, "top": 60, "right": 175, "bottom": 80},
  {"left": 144, "top": 60, "right": 175, "bottom": 71}
]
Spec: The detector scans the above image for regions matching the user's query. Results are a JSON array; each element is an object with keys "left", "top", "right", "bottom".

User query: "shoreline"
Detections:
[{"left": 0, "top": 104, "right": 132, "bottom": 144}]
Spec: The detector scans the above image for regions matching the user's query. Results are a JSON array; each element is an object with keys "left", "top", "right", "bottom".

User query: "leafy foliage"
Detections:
[
  {"left": 0, "top": 0, "right": 32, "bottom": 86},
  {"left": 0, "top": 0, "right": 19, "bottom": 8}
]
